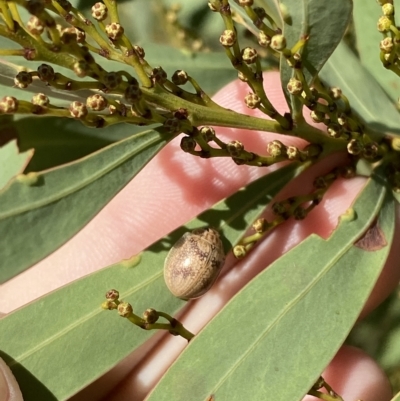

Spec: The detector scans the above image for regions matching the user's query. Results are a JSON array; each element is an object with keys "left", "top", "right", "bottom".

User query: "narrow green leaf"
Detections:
[
  {"left": 352, "top": 0, "right": 400, "bottom": 103},
  {"left": 14, "top": 117, "right": 155, "bottom": 172},
  {"left": 280, "top": 0, "right": 352, "bottom": 117},
  {"left": 320, "top": 41, "right": 400, "bottom": 137},
  {"left": 146, "top": 169, "right": 395, "bottom": 401},
  {"left": 0, "top": 128, "right": 171, "bottom": 282},
  {"left": 0, "top": 139, "right": 33, "bottom": 191},
  {"left": 0, "top": 162, "right": 306, "bottom": 401}
]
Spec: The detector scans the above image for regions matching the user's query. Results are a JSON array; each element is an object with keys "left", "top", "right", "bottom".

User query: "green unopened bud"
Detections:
[
  {"left": 380, "top": 37, "right": 393, "bottom": 53},
  {"left": 172, "top": 70, "right": 188, "bottom": 85},
  {"left": 101, "top": 300, "right": 118, "bottom": 310},
  {"left": 103, "top": 71, "right": 122, "bottom": 89},
  {"left": 143, "top": 308, "right": 159, "bottom": 324},
  {"left": 382, "top": 3, "right": 394, "bottom": 15},
  {"left": 287, "top": 78, "right": 303, "bottom": 95},
  {"left": 244, "top": 93, "right": 261, "bottom": 109},
  {"left": 151, "top": 67, "right": 167, "bottom": 84},
  {"left": 233, "top": 245, "right": 246, "bottom": 259},
  {"left": 363, "top": 142, "right": 379, "bottom": 159},
  {"left": 377, "top": 16, "right": 392, "bottom": 32},
  {"left": 117, "top": 302, "right": 133, "bottom": 317},
  {"left": 14, "top": 71, "right": 33, "bottom": 88},
  {"left": 270, "top": 34, "right": 286, "bottom": 51},
  {"left": 32, "top": 93, "right": 49, "bottom": 107},
  {"left": 92, "top": 2, "right": 108, "bottom": 20},
  {"left": 0, "top": 96, "right": 18, "bottom": 113},
  {"left": 287, "top": 146, "right": 300, "bottom": 160},
  {"left": 105, "top": 22, "right": 124, "bottom": 40},
  {"left": 227, "top": 140, "right": 244, "bottom": 157},
  {"left": 124, "top": 81, "right": 142, "bottom": 103},
  {"left": 180, "top": 136, "right": 196, "bottom": 152},
  {"left": 258, "top": 31, "right": 271, "bottom": 47},
  {"left": 293, "top": 206, "right": 307, "bottom": 220},
  {"left": 327, "top": 123, "right": 342, "bottom": 138},
  {"left": 254, "top": 7, "right": 267, "bottom": 19},
  {"left": 241, "top": 47, "right": 258, "bottom": 64},
  {"left": 238, "top": 71, "right": 248, "bottom": 82},
  {"left": 199, "top": 126, "right": 215, "bottom": 142},
  {"left": 37, "top": 64, "right": 55, "bottom": 82},
  {"left": 69, "top": 101, "right": 88, "bottom": 119},
  {"left": 310, "top": 110, "right": 325, "bottom": 123},
  {"left": 347, "top": 139, "right": 363, "bottom": 155},
  {"left": 329, "top": 87, "right": 342, "bottom": 99},
  {"left": 267, "top": 140, "right": 286, "bottom": 157},
  {"left": 86, "top": 94, "right": 107, "bottom": 110},
  {"left": 252, "top": 218, "right": 267, "bottom": 233},
  {"left": 163, "top": 117, "right": 181, "bottom": 134},
  {"left": 219, "top": 30, "right": 236, "bottom": 47},
  {"left": 105, "top": 289, "right": 119, "bottom": 301},
  {"left": 26, "top": 15, "right": 44, "bottom": 35}
]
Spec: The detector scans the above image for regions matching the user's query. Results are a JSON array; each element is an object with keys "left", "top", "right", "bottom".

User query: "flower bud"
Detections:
[
  {"left": 26, "top": 16, "right": 44, "bottom": 35},
  {"left": 86, "top": 94, "right": 108, "bottom": 111},
  {"left": 103, "top": 71, "right": 122, "bottom": 89},
  {"left": 287, "top": 77, "right": 303, "bottom": 95},
  {"left": 219, "top": 30, "right": 236, "bottom": 47},
  {"left": 172, "top": 70, "right": 188, "bottom": 85},
  {"left": 258, "top": 31, "right": 271, "bottom": 47},
  {"left": 143, "top": 308, "right": 159, "bottom": 324},
  {"left": 310, "top": 110, "right": 325, "bottom": 123},
  {"left": 241, "top": 47, "right": 258, "bottom": 64},
  {"left": 37, "top": 64, "right": 55, "bottom": 82},
  {"left": 233, "top": 245, "right": 246, "bottom": 259},
  {"left": 124, "top": 81, "right": 142, "bottom": 103},
  {"left": 92, "top": 2, "right": 108, "bottom": 21},
  {"left": 377, "top": 16, "right": 392, "bottom": 32},
  {"left": 199, "top": 126, "right": 215, "bottom": 142},
  {"left": 267, "top": 140, "right": 286, "bottom": 157},
  {"left": 382, "top": 3, "right": 394, "bottom": 15},
  {"left": 151, "top": 67, "right": 167, "bottom": 84},
  {"left": 117, "top": 302, "right": 133, "bottom": 317},
  {"left": 32, "top": 93, "right": 49, "bottom": 106},
  {"left": 105, "top": 289, "right": 119, "bottom": 301},
  {"left": 69, "top": 101, "right": 88, "bottom": 119},
  {"left": 180, "top": 136, "right": 196, "bottom": 152},
  {"left": 0, "top": 96, "right": 18, "bottom": 113},
  {"left": 380, "top": 37, "right": 393, "bottom": 53},
  {"left": 252, "top": 218, "right": 267, "bottom": 233},
  {"left": 270, "top": 34, "right": 286, "bottom": 51},
  {"left": 227, "top": 140, "right": 244, "bottom": 157},
  {"left": 163, "top": 117, "right": 181, "bottom": 134},
  {"left": 347, "top": 139, "right": 363, "bottom": 155},
  {"left": 14, "top": 71, "right": 33, "bottom": 88},
  {"left": 244, "top": 93, "right": 261, "bottom": 109},
  {"left": 105, "top": 22, "right": 124, "bottom": 40}
]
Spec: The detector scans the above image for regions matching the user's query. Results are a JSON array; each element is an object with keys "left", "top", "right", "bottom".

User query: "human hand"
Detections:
[{"left": 1, "top": 72, "right": 399, "bottom": 401}]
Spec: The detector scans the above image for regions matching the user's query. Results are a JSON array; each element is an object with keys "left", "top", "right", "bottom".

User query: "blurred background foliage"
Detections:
[{"left": 0, "top": 0, "right": 399, "bottom": 393}]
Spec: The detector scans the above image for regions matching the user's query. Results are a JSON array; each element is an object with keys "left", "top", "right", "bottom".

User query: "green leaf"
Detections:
[
  {"left": 320, "top": 41, "right": 400, "bottom": 137},
  {"left": 352, "top": 0, "right": 400, "bottom": 103},
  {"left": 0, "top": 139, "right": 33, "bottom": 191},
  {"left": 0, "top": 162, "right": 306, "bottom": 401},
  {"left": 146, "top": 168, "right": 395, "bottom": 401},
  {"left": 279, "top": 0, "right": 352, "bottom": 117},
  {"left": 0, "top": 128, "right": 171, "bottom": 283},
  {"left": 14, "top": 117, "right": 156, "bottom": 172}
]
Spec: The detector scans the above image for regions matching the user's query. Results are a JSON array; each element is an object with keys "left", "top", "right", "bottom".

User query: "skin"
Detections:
[{"left": 0, "top": 72, "right": 399, "bottom": 401}]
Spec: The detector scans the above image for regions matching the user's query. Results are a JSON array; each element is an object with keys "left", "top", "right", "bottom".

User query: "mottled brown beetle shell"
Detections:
[{"left": 164, "top": 228, "right": 225, "bottom": 299}]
